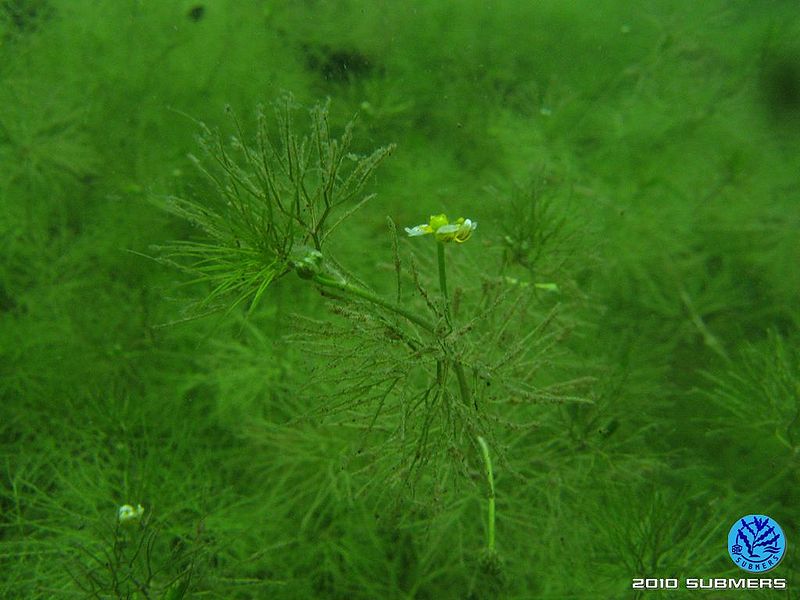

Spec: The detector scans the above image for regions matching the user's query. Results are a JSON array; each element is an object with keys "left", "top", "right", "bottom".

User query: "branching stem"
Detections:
[
  {"left": 313, "top": 274, "right": 436, "bottom": 333},
  {"left": 437, "top": 242, "right": 452, "bottom": 327},
  {"left": 315, "top": 240, "right": 475, "bottom": 411}
]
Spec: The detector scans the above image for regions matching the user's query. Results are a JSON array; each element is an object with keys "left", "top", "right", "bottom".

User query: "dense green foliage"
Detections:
[{"left": 1, "top": 1, "right": 798, "bottom": 598}]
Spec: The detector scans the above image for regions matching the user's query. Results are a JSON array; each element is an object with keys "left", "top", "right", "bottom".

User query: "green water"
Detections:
[{"left": 2, "top": 2, "right": 798, "bottom": 598}]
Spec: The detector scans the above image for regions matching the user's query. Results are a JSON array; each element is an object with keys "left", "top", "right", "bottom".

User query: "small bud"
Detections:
[{"left": 290, "top": 245, "right": 324, "bottom": 279}]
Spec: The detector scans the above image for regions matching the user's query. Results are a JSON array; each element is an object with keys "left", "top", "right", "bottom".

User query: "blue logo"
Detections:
[{"left": 727, "top": 515, "right": 785, "bottom": 572}]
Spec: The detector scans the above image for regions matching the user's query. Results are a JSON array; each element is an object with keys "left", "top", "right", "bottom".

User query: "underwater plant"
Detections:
[
  {"left": 156, "top": 94, "right": 395, "bottom": 315},
  {"left": 66, "top": 503, "right": 200, "bottom": 599},
  {"left": 156, "top": 96, "right": 593, "bottom": 568},
  {"left": 4, "top": 3, "right": 799, "bottom": 598}
]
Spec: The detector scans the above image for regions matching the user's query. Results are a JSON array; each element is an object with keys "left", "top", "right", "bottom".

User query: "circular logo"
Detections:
[{"left": 727, "top": 515, "right": 786, "bottom": 573}]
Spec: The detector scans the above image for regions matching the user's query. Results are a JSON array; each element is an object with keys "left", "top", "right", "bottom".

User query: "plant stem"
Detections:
[
  {"left": 437, "top": 241, "right": 452, "bottom": 327},
  {"left": 477, "top": 436, "right": 496, "bottom": 554},
  {"left": 454, "top": 362, "right": 473, "bottom": 409},
  {"left": 436, "top": 242, "right": 473, "bottom": 409},
  {"left": 313, "top": 274, "right": 436, "bottom": 332}
]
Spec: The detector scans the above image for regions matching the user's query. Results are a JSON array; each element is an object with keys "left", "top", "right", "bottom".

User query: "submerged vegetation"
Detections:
[{"left": 2, "top": 1, "right": 799, "bottom": 598}]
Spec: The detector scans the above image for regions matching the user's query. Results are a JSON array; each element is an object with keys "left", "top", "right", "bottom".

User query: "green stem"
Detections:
[
  {"left": 313, "top": 274, "right": 436, "bottom": 332},
  {"left": 437, "top": 242, "right": 473, "bottom": 409},
  {"left": 454, "top": 362, "right": 473, "bottom": 409},
  {"left": 437, "top": 241, "right": 452, "bottom": 327},
  {"left": 477, "top": 436, "right": 496, "bottom": 554},
  {"left": 434, "top": 241, "right": 474, "bottom": 409}
]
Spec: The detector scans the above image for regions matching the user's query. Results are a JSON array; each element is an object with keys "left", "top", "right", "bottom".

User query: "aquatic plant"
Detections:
[
  {"left": 156, "top": 97, "right": 598, "bottom": 591},
  {"left": 4, "top": 3, "right": 799, "bottom": 598},
  {"left": 66, "top": 503, "right": 200, "bottom": 599},
  {"left": 156, "top": 94, "right": 395, "bottom": 315}
]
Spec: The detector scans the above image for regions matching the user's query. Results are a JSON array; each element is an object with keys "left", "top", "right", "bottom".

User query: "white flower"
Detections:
[
  {"left": 118, "top": 503, "right": 145, "bottom": 525},
  {"left": 405, "top": 214, "right": 477, "bottom": 243}
]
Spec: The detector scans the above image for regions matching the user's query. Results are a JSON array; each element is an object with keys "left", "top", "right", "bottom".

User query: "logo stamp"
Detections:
[{"left": 728, "top": 515, "right": 786, "bottom": 573}]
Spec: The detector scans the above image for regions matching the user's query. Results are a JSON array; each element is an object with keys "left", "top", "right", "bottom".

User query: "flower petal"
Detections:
[
  {"left": 454, "top": 219, "right": 477, "bottom": 242},
  {"left": 405, "top": 224, "right": 432, "bottom": 237},
  {"left": 434, "top": 223, "right": 460, "bottom": 242}
]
